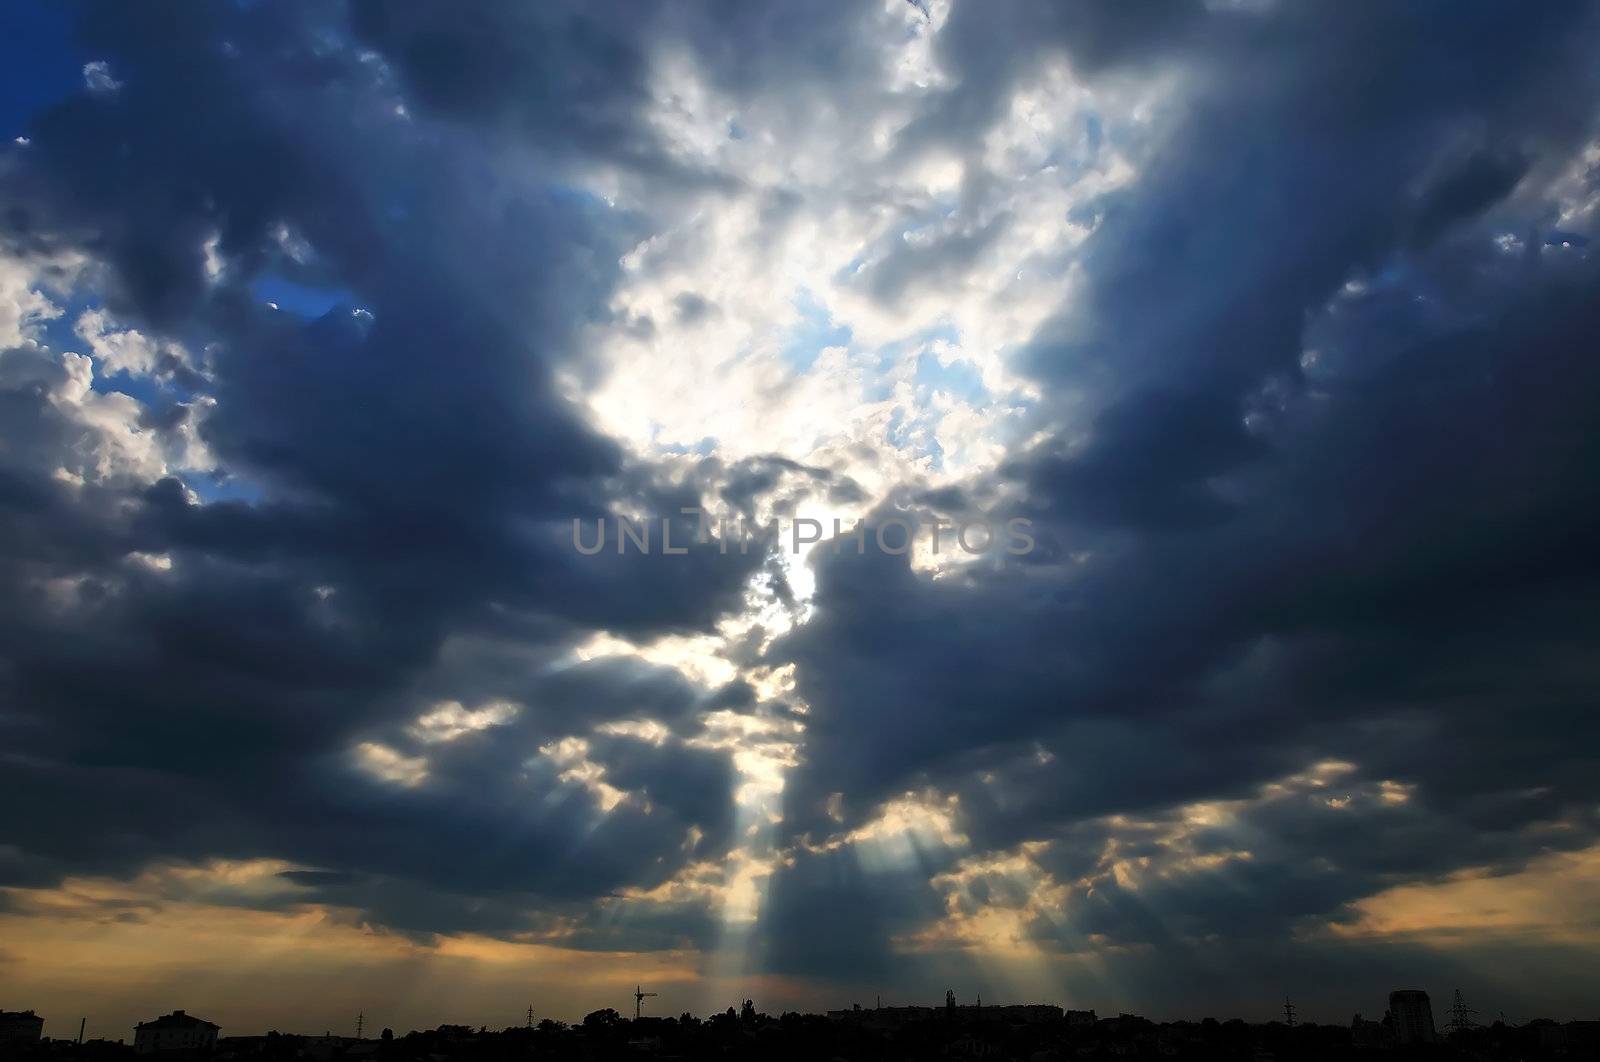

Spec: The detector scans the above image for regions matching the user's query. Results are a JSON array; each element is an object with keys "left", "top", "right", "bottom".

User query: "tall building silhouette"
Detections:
[{"left": 1388, "top": 990, "right": 1437, "bottom": 1044}]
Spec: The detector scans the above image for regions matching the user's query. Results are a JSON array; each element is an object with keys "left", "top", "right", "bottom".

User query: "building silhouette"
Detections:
[
  {"left": 1388, "top": 989, "right": 1437, "bottom": 1045},
  {"left": 0, "top": 1010, "right": 45, "bottom": 1043},
  {"left": 134, "top": 1010, "right": 219, "bottom": 1054},
  {"left": 826, "top": 997, "right": 1062, "bottom": 1028}
]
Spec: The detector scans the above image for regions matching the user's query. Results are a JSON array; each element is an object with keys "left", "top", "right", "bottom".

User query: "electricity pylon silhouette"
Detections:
[
  {"left": 1284, "top": 997, "right": 1296, "bottom": 1027},
  {"left": 1448, "top": 989, "right": 1479, "bottom": 1033}
]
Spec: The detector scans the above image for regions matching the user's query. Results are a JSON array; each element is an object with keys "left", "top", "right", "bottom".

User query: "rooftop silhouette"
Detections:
[{"left": 6, "top": 987, "right": 1598, "bottom": 1061}]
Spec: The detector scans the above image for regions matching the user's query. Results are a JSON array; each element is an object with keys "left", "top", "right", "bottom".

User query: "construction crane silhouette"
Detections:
[
  {"left": 634, "top": 985, "right": 658, "bottom": 1021},
  {"left": 355, "top": 1013, "right": 364, "bottom": 1040}
]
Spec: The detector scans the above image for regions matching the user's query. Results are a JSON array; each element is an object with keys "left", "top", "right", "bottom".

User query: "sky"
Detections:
[{"left": 3, "top": 0, "right": 1600, "bottom": 1041}]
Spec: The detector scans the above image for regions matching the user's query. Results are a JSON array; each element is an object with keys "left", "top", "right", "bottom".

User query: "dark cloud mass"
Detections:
[
  {"left": 769, "top": 0, "right": 1600, "bottom": 1003},
  {"left": 2, "top": 0, "right": 1600, "bottom": 1024},
  {"left": 0, "top": 0, "right": 756, "bottom": 926}
]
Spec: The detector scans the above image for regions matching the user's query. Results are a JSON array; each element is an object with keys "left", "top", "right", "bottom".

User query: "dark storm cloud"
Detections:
[
  {"left": 0, "top": 0, "right": 768, "bottom": 931},
  {"left": 761, "top": 0, "right": 1600, "bottom": 987},
  {"left": 896, "top": 0, "right": 1204, "bottom": 154},
  {"left": 3, "top": 0, "right": 1600, "bottom": 1008},
  {"left": 758, "top": 843, "right": 952, "bottom": 982},
  {"left": 1009, "top": 761, "right": 1600, "bottom": 953},
  {"left": 857, "top": 209, "right": 1013, "bottom": 309},
  {"left": 1, "top": 638, "right": 740, "bottom": 911},
  {"left": 0, "top": 0, "right": 927, "bottom": 934},
  {"left": 712, "top": 454, "right": 841, "bottom": 520},
  {"left": 348, "top": 0, "right": 891, "bottom": 192}
]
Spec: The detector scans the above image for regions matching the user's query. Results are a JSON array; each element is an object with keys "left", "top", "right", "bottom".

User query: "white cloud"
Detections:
[
  {"left": 576, "top": 41, "right": 1147, "bottom": 523},
  {"left": 82, "top": 60, "right": 123, "bottom": 95},
  {"left": 0, "top": 253, "right": 70, "bottom": 350},
  {"left": 408, "top": 699, "right": 520, "bottom": 744},
  {"left": 353, "top": 741, "right": 429, "bottom": 788},
  {"left": 74, "top": 307, "right": 193, "bottom": 378}
]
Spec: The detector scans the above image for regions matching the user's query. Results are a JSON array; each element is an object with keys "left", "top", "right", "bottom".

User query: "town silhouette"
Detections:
[{"left": 5, "top": 986, "right": 1598, "bottom": 1060}]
